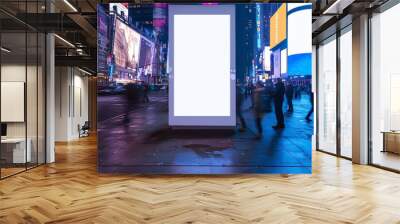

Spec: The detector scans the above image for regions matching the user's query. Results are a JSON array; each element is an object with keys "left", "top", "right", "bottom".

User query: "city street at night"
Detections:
[{"left": 96, "top": 3, "right": 313, "bottom": 174}]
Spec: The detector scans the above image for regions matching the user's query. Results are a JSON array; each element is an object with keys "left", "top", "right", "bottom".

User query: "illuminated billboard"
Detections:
[
  {"left": 270, "top": 4, "right": 287, "bottom": 49},
  {"left": 169, "top": 5, "right": 236, "bottom": 126},
  {"left": 287, "top": 3, "right": 312, "bottom": 76},
  {"left": 273, "top": 50, "right": 281, "bottom": 78},
  {"left": 113, "top": 19, "right": 141, "bottom": 71},
  {"left": 263, "top": 46, "right": 271, "bottom": 71},
  {"left": 138, "top": 38, "right": 155, "bottom": 76}
]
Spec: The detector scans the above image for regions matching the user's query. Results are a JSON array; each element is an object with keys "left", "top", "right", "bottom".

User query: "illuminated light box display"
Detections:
[
  {"left": 168, "top": 5, "right": 236, "bottom": 127},
  {"left": 287, "top": 3, "right": 312, "bottom": 76},
  {"left": 280, "top": 48, "right": 287, "bottom": 75},
  {"left": 263, "top": 46, "right": 271, "bottom": 72},
  {"left": 272, "top": 50, "right": 281, "bottom": 78},
  {"left": 270, "top": 4, "right": 287, "bottom": 49}
]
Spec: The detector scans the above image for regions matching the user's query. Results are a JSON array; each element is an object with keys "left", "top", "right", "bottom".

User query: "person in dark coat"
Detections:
[
  {"left": 253, "top": 81, "right": 266, "bottom": 138},
  {"left": 248, "top": 82, "right": 255, "bottom": 108},
  {"left": 306, "top": 88, "right": 314, "bottom": 122},
  {"left": 263, "top": 79, "right": 274, "bottom": 113},
  {"left": 285, "top": 81, "right": 294, "bottom": 112},
  {"left": 123, "top": 83, "right": 137, "bottom": 123},
  {"left": 273, "top": 78, "right": 285, "bottom": 129},
  {"left": 143, "top": 83, "right": 150, "bottom": 103},
  {"left": 236, "top": 82, "right": 247, "bottom": 131}
]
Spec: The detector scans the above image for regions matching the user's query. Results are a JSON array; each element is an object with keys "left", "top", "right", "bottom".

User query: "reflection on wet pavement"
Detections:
[{"left": 98, "top": 91, "right": 313, "bottom": 174}]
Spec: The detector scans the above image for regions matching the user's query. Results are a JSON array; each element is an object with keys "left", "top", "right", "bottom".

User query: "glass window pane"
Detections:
[
  {"left": 340, "top": 29, "right": 352, "bottom": 158},
  {"left": 1, "top": 0, "right": 46, "bottom": 178},
  {"left": 1, "top": 31, "right": 27, "bottom": 177},
  {"left": 317, "top": 37, "right": 337, "bottom": 154},
  {"left": 27, "top": 31, "right": 38, "bottom": 168},
  {"left": 371, "top": 5, "right": 400, "bottom": 171}
]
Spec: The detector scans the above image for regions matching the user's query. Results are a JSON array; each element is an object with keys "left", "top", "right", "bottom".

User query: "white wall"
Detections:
[
  {"left": 1, "top": 65, "right": 26, "bottom": 140},
  {"left": 55, "top": 67, "right": 89, "bottom": 141},
  {"left": 1, "top": 65, "right": 43, "bottom": 137},
  {"left": 55, "top": 66, "right": 70, "bottom": 141},
  {"left": 1, "top": 64, "right": 26, "bottom": 81}
]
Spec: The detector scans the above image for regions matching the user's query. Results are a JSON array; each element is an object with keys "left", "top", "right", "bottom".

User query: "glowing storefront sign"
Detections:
[{"left": 256, "top": 3, "right": 261, "bottom": 49}]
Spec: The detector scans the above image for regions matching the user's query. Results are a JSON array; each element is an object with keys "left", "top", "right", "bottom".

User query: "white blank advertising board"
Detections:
[
  {"left": 287, "top": 3, "right": 312, "bottom": 56},
  {"left": 1, "top": 82, "right": 25, "bottom": 122},
  {"left": 168, "top": 5, "right": 236, "bottom": 127}
]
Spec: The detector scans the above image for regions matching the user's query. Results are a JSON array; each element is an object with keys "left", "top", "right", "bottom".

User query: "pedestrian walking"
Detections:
[
  {"left": 285, "top": 81, "right": 294, "bottom": 112},
  {"left": 236, "top": 82, "right": 247, "bottom": 132},
  {"left": 253, "top": 81, "right": 266, "bottom": 138},
  {"left": 306, "top": 87, "right": 314, "bottom": 122},
  {"left": 143, "top": 83, "right": 150, "bottom": 103},
  {"left": 273, "top": 78, "right": 285, "bottom": 129}
]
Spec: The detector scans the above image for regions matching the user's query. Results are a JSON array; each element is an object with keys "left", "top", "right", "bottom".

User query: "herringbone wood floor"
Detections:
[{"left": 1, "top": 135, "right": 400, "bottom": 224}]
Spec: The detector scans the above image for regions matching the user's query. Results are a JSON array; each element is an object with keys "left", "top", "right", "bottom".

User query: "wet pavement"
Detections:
[{"left": 98, "top": 91, "right": 313, "bottom": 174}]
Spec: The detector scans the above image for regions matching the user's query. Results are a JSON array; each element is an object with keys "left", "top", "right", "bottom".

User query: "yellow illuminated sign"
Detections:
[{"left": 270, "top": 4, "right": 287, "bottom": 49}]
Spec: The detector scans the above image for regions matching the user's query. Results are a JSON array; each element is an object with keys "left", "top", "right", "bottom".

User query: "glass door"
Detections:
[{"left": 317, "top": 35, "right": 337, "bottom": 154}]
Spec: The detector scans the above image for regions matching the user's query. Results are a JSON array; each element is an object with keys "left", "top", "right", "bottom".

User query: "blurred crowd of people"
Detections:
[
  {"left": 237, "top": 79, "right": 313, "bottom": 139},
  {"left": 104, "top": 77, "right": 313, "bottom": 138}
]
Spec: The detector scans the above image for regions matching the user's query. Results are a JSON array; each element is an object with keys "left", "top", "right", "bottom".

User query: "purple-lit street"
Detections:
[{"left": 98, "top": 90, "right": 312, "bottom": 174}]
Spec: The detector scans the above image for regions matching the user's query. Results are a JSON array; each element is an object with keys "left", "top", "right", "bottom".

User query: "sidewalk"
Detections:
[{"left": 98, "top": 91, "right": 313, "bottom": 174}]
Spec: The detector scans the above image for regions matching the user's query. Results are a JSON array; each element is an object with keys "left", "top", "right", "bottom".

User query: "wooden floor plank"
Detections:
[{"left": 1, "top": 135, "right": 400, "bottom": 223}]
